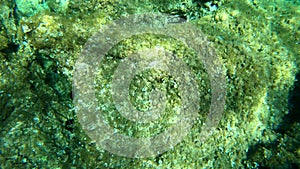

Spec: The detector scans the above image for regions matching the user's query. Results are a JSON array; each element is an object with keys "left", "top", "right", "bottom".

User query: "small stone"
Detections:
[
  {"left": 33, "top": 117, "right": 40, "bottom": 123},
  {"left": 220, "top": 12, "right": 229, "bottom": 21},
  {"left": 22, "top": 25, "right": 31, "bottom": 33},
  {"left": 21, "top": 158, "right": 27, "bottom": 163}
]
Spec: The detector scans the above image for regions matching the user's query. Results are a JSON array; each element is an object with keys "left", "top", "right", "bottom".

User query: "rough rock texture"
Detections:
[{"left": 0, "top": 0, "right": 299, "bottom": 168}]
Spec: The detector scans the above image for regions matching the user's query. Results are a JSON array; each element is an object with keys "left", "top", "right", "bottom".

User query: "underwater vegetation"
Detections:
[{"left": 0, "top": 0, "right": 299, "bottom": 168}]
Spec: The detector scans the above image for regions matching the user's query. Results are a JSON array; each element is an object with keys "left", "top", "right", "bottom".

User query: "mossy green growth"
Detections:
[
  {"left": 0, "top": 0, "right": 299, "bottom": 168},
  {"left": 94, "top": 33, "right": 210, "bottom": 140},
  {"left": 16, "top": 0, "right": 49, "bottom": 17}
]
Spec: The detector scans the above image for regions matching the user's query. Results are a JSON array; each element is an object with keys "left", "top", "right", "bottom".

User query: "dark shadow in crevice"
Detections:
[
  {"left": 245, "top": 71, "right": 300, "bottom": 169},
  {"left": 276, "top": 71, "right": 300, "bottom": 134}
]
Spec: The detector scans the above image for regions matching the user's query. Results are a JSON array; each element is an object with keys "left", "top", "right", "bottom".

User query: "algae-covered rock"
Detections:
[
  {"left": 0, "top": 0, "right": 299, "bottom": 168},
  {"left": 16, "top": 0, "right": 49, "bottom": 17}
]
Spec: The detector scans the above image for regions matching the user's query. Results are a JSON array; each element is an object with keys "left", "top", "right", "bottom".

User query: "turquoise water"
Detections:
[{"left": 0, "top": 0, "right": 299, "bottom": 168}]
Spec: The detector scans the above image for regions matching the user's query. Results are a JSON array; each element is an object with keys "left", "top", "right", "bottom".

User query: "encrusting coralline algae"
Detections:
[{"left": 0, "top": 0, "right": 299, "bottom": 168}]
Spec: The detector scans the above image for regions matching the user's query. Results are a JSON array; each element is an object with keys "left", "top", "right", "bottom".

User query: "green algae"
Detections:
[{"left": 0, "top": 0, "right": 299, "bottom": 168}]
